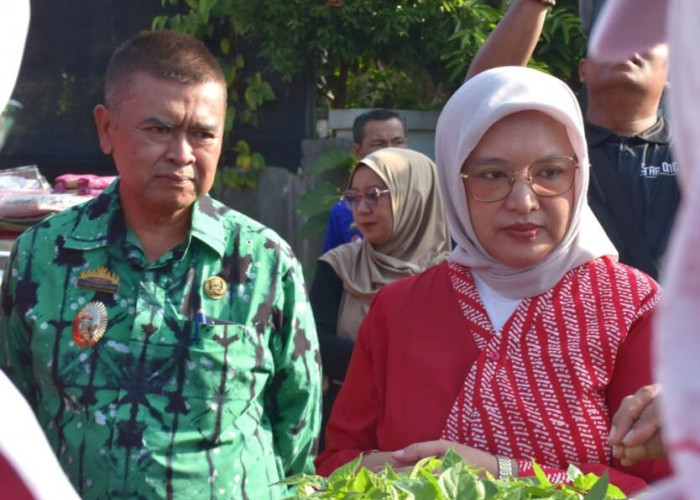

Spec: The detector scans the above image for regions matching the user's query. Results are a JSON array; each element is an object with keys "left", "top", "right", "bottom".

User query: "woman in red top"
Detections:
[{"left": 314, "top": 66, "right": 671, "bottom": 495}]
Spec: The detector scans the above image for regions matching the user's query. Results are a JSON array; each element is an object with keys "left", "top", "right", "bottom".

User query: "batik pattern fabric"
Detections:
[
  {"left": 441, "top": 259, "right": 659, "bottom": 484},
  {"left": 0, "top": 181, "right": 321, "bottom": 499}
]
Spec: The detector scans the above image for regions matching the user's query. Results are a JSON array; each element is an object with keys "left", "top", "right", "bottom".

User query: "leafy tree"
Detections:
[{"left": 232, "top": 0, "right": 503, "bottom": 110}]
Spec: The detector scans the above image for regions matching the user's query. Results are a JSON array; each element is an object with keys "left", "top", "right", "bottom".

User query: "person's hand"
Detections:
[
  {"left": 358, "top": 450, "right": 405, "bottom": 472},
  {"left": 391, "top": 439, "right": 500, "bottom": 477},
  {"left": 609, "top": 384, "right": 667, "bottom": 465}
]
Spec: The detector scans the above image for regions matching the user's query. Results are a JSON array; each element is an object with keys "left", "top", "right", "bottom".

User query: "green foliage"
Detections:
[
  {"left": 532, "top": 4, "right": 587, "bottom": 95},
  {"left": 231, "top": 0, "right": 505, "bottom": 110},
  {"left": 442, "top": 1, "right": 504, "bottom": 84},
  {"left": 278, "top": 449, "right": 627, "bottom": 500},
  {"left": 152, "top": 0, "right": 276, "bottom": 189},
  {"left": 444, "top": 0, "right": 586, "bottom": 93},
  {"left": 296, "top": 148, "right": 356, "bottom": 240},
  {"left": 227, "top": 0, "right": 583, "bottom": 109}
]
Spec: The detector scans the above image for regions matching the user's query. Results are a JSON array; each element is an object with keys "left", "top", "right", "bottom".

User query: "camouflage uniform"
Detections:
[{"left": 0, "top": 181, "right": 321, "bottom": 499}]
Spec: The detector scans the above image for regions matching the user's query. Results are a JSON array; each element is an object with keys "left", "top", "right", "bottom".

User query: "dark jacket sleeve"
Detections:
[{"left": 309, "top": 260, "right": 355, "bottom": 381}]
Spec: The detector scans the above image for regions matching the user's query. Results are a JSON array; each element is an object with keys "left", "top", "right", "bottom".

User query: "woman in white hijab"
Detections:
[{"left": 315, "top": 66, "right": 670, "bottom": 495}]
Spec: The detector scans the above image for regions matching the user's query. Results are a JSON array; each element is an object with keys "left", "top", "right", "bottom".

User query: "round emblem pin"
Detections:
[
  {"left": 73, "top": 301, "right": 108, "bottom": 348},
  {"left": 203, "top": 276, "right": 227, "bottom": 299}
]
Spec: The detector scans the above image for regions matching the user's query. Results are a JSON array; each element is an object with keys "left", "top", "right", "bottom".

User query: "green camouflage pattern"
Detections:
[{"left": 0, "top": 181, "right": 321, "bottom": 499}]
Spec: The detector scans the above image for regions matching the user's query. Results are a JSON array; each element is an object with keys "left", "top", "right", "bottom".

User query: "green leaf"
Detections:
[
  {"left": 244, "top": 86, "right": 258, "bottom": 110},
  {"left": 220, "top": 37, "right": 230, "bottom": 55},
  {"left": 236, "top": 153, "right": 251, "bottom": 170},
  {"left": 583, "top": 470, "right": 609, "bottom": 500},
  {"left": 296, "top": 182, "right": 340, "bottom": 217},
  {"left": 394, "top": 475, "right": 445, "bottom": 499},
  {"left": 438, "top": 461, "right": 485, "bottom": 500},
  {"left": 261, "top": 81, "right": 276, "bottom": 101},
  {"left": 570, "top": 467, "right": 601, "bottom": 492},
  {"left": 233, "top": 140, "right": 250, "bottom": 155},
  {"left": 152, "top": 15, "right": 168, "bottom": 29},
  {"left": 224, "top": 107, "right": 235, "bottom": 133},
  {"left": 605, "top": 483, "right": 626, "bottom": 499},
  {"left": 250, "top": 152, "right": 265, "bottom": 170},
  {"left": 441, "top": 447, "right": 466, "bottom": 470},
  {"left": 326, "top": 454, "right": 362, "bottom": 492},
  {"left": 532, "top": 460, "right": 552, "bottom": 488},
  {"left": 297, "top": 212, "right": 330, "bottom": 240},
  {"left": 308, "top": 149, "right": 356, "bottom": 176}
]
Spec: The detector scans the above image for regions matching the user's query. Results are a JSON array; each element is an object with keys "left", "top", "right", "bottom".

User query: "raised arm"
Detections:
[{"left": 466, "top": 0, "right": 550, "bottom": 80}]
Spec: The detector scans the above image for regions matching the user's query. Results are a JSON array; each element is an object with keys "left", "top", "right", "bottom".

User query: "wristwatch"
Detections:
[{"left": 496, "top": 455, "right": 514, "bottom": 479}]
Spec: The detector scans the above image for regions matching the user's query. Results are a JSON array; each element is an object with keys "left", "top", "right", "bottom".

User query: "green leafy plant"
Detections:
[
  {"left": 152, "top": 0, "right": 276, "bottom": 189},
  {"left": 279, "top": 449, "right": 627, "bottom": 499}
]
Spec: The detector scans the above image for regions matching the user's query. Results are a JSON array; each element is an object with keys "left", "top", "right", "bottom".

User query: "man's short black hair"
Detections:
[
  {"left": 104, "top": 29, "right": 226, "bottom": 110},
  {"left": 352, "top": 109, "right": 407, "bottom": 144}
]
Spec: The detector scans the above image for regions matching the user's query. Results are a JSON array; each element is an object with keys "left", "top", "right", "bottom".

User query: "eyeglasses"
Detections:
[
  {"left": 460, "top": 156, "right": 579, "bottom": 202},
  {"left": 341, "top": 187, "right": 391, "bottom": 210}
]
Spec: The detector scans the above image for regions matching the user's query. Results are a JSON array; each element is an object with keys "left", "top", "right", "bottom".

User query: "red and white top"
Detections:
[
  {"left": 442, "top": 259, "right": 654, "bottom": 481},
  {"left": 316, "top": 258, "right": 671, "bottom": 495}
]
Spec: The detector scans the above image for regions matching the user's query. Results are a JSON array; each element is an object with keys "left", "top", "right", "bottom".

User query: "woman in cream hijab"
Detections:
[
  {"left": 315, "top": 67, "right": 670, "bottom": 495},
  {"left": 310, "top": 147, "right": 451, "bottom": 447}
]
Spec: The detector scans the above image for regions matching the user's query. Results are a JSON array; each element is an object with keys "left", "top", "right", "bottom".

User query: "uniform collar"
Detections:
[
  {"left": 65, "top": 179, "right": 227, "bottom": 258},
  {"left": 190, "top": 195, "right": 227, "bottom": 257},
  {"left": 585, "top": 117, "right": 671, "bottom": 146}
]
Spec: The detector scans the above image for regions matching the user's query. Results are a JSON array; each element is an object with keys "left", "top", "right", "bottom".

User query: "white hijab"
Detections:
[{"left": 435, "top": 66, "right": 617, "bottom": 299}]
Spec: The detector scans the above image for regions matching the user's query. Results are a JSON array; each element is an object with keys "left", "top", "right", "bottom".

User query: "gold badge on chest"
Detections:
[
  {"left": 203, "top": 276, "right": 227, "bottom": 299},
  {"left": 73, "top": 301, "right": 108, "bottom": 348}
]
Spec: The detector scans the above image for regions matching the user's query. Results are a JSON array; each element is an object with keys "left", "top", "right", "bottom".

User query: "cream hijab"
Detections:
[
  {"left": 435, "top": 66, "right": 617, "bottom": 299},
  {"left": 320, "top": 148, "right": 452, "bottom": 340}
]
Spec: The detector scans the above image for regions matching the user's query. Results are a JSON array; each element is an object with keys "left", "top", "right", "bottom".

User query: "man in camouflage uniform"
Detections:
[{"left": 0, "top": 30, "right": 321, "bottom": 499}]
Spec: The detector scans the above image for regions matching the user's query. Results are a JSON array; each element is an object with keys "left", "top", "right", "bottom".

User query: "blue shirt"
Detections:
[{"left": 322, "top": 201, "right": 362, "bottom": 253}]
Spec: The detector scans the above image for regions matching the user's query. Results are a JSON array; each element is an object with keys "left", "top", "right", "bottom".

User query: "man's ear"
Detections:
[
  {"left": 578, "top": 58, "right": 587, "bottom": 84},
  {"left": 351, "top": 142, "right": 361, "bottom": 158},
  {"left": 93, "top": 104, "right": 114, "bottom": 155}
]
